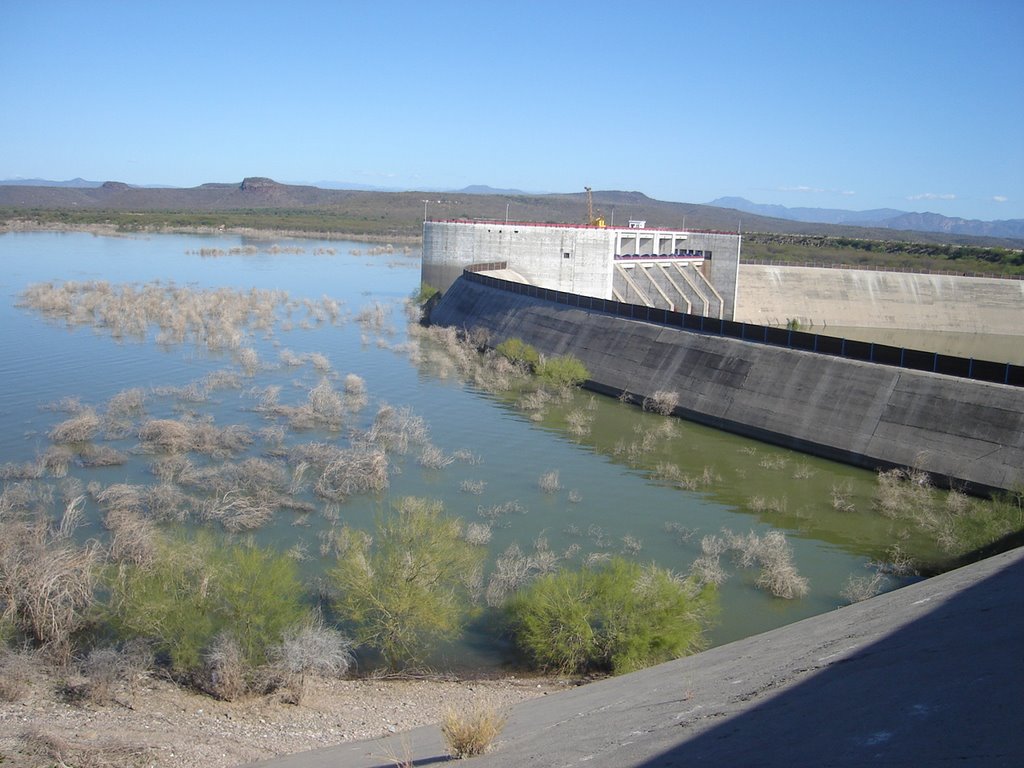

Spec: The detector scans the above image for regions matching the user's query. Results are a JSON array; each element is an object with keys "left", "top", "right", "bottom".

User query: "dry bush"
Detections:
[
  {"left": 201, "top": 632, "right": 248, "bottom": 701},
  {"left": 362, "top": 404, "right": 429, "bottom": 454},
  {"left": 477, "top": 500, "right": 526, "bottom": 522},
  {"left": 49, "top": 408, "right": 102, "bottom": 443},
  {"left": 441, "top": 705, "right": 507, "bottom": 759},
  {"left": 267, "top": 620, "right": 354, "bottom": 704},
  {"left": 725, "top": 530, "right": 808, "bottom": 599},
  {"left": 314, "top": 446, "right": 389, "bottom": 501},
  {"left": 0, "top": 517, "right": 102, "bottom": 662},
  {"left": 874, "top": 467, "right": 934, "bottom": 519},
  {"left": 754, "top": 533, "right": 809, "bottom": 599},
  {"left": 565, "top": 408, "right": 592, "bottom": 437},
  {"left": 621, "top": 534, "right": 643, "bottom": 554},
  {"left": 418, "top": 444, "right": 454, "bottom": 469},
  {"left": 17, "top": 726, "right": 152, "bottom": 768},
  {"left": 0, "top": 647, "right": 41, "bottom": 702},
  {"left": 0, "top": 459, "right": 45, "bottom": 481},
  {"left": 41, "top": 445, "right": 74, "bottom": 477},
  {"left": 643, "top": 389, "right": 679, "bottom": 416},
  {"left": 460, "top": 479, "right": 486, "bottom": 495},
  {"left": 831, "top": 481, "right": 856, "bottom": 512},
  {"left": 485, "top": 538, "right": 560, "bottom": 607},
  {"left": 308, "top": 379, "right": 344, "bottom": 425},
  {"left": 104, "top": 507, "right": 158, "bottom": 566},
  {"left": 840, "top": 571, "right": 886, "bottom": 603},
  {"left": 279, "top": 348, "right": 305, "bottom": 367},
  {"left": 463, "top": 522, "right": 493, "bottom": 545},
  {"left": 538, "top": 470, "right": 561, "bottom": 493},
  {"left": 237, "top": 347, "right": 261, "bottom": 376},
  {"left": 106, "top": 387, "right": 146, "bottom": 418},
  {"left": 77, "top": 444, "right": 129, "bottom": 467},
  {"left": 200, "top": 490, "right": 274, "bottom": 532},
  {"left": 138, "top": 418, "right": 193, "bottom": 452},
  {"left": 687, "top": 534, "right": 729, "bottom": 587}
]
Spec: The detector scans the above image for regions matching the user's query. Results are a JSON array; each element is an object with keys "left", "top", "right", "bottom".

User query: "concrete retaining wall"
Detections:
[
  {"left": 430, "top": 276, "right": 1024, "bottom": 494},
  {"left": 736, "top": 264, "right": 1024, "bottom": 334}
]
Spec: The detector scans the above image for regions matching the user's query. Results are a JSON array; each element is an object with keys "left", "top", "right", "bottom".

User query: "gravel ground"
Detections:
[{"left": 0, "top": 671, "right": 565, "bottom": 767}]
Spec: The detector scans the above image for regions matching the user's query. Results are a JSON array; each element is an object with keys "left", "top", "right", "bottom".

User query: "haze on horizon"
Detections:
[{"left": 1, "top": 0, "right": 1021, "bottom": 221}]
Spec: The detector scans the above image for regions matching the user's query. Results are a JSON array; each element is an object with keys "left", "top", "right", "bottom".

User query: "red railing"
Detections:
[{"left": 426, "top": 218, "right": 740, "bottom": 235}]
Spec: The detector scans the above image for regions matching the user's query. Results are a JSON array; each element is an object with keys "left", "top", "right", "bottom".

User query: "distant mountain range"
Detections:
[
  {"left": 2, "top": 178, "right": 1021, "bottom": 245},
  {"left": 707, "top": 197, "right": 1024, "bottom": 240}
]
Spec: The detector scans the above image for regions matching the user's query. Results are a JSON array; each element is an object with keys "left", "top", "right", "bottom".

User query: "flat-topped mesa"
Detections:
[{"left": 239, "top": 176, "right": 281, "bottom": 190}]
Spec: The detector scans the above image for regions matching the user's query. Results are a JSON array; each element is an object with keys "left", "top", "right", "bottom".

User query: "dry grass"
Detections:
[{"left": 441, "top": 705, "right": 507, "bottom": 759}]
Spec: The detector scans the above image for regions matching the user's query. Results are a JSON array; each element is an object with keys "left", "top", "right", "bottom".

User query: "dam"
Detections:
[{"left": 422, "top": 220, "right": 1024, "bottom": 493}]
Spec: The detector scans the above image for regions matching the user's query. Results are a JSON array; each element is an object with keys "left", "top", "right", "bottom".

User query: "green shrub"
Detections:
[
  {"left": 105, "top": 530, "right": 307, "bottom": 677},
  {"left": 413, "top": 282, "right": 440, "bottom": 305},
  {"left": 331, "top": 497, "right": 485, "bottom": 669},
  {"left": 536, "top": 355, "right": 589, "bottom": 388},
  {"left": 495, "top": 337, "right": 540, "bottom": 370},
  {"left": 505, "top": 557, "right": 716, "bottom": 675}
]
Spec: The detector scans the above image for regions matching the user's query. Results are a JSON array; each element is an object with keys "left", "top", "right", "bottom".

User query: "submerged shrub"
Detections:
[
  {"left": 505, "top": 557, "right": 716, "bottom": 675},
  {"left": 495, "top": 337, "right": 540, "bottom": 370},
  {"left": 536, "top": 355, "right": 589, "bottom": 388},
  {"left": 105, "top": 531, "right": 308, "bottom": 680},
  {"left": 643, "top": 390, "right": 679, "bottom": 416},
  {"left": 330, "top": 497, "right": 485, "bottom": 669}
]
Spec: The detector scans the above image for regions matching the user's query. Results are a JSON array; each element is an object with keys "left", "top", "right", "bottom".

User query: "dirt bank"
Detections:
[{"left": 0, "top": 670, "right": 563, "bottom": 767}]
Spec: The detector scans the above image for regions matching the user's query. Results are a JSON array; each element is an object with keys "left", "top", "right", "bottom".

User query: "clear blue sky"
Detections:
[{"left": 2, "top": 0, "right": 1022, "bottom": 220}]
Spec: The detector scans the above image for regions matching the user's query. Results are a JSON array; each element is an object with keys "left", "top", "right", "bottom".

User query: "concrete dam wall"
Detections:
[
  {"left": 736, "top": 264, "right": 1024, "bottom": 334},
  {"left": 429, "top": 275, "right": 1024, "bottom": 494}
]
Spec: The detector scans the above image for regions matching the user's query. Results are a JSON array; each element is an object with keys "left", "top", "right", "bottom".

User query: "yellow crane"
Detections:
[{"left": 584, "top": 187, "right": 606, "bottom": 227}]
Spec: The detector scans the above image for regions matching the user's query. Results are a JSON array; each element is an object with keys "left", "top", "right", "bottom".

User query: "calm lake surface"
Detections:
[{"left": 1, "top": 230, "right": 963, "bottom": 668}]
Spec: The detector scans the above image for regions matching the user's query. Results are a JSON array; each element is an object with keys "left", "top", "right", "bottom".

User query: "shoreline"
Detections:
[
  {"left": 0, "top": 219, "right": 423, "bottom": 245},
  {"left": 0, "top": 669, "right": 567, "bottom": 767}
]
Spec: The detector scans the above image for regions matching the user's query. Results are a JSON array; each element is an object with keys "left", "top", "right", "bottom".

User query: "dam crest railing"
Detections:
[{"left": 460, "top": 264, "right": 1023, "bottom": 388}]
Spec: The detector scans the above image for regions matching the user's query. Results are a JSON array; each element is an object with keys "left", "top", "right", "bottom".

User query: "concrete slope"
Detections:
[
  {"left": 736, "top": 265, "right": 1024, "bottom": 334},
  {"left": 428, "top": 277, "right": 1024, "bottom": 493},
  {"left": 248, "top": 547, "right": 1024, "bottom": 768}
]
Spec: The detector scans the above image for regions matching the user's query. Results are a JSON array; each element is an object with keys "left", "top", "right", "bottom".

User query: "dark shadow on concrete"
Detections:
[{"left": 634, "top": 554, "right": 1024, "bottom": 768}]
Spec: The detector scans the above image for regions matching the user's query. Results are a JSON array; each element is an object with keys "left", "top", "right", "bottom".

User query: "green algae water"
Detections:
[{"left": 0, "top": 230, "right": 1013, "bottom": 670}]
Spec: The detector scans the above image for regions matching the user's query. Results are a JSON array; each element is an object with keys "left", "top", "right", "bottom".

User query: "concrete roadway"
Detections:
[{"left": 249, "top": 547, "right": 1024, "bottom": 768}]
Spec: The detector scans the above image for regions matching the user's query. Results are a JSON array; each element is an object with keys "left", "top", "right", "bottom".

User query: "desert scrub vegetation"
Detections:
[
  {"left": 330, "top": 497, "right": 486, "bottom": 670},
  {"left": 105, "top": 529, "right": 310, "bottom": 695},
  {"left": 495, "top": 337, "right": 540, "bottom": 371},
  {"left": 505, "top": 557, "right": 716, "bottom": 675},
  {"left": 536, "top": 354, "right": 589, "bottom": 388},
  {"left": 873, "top": 469, "right": 1024, "bottom": 556}
]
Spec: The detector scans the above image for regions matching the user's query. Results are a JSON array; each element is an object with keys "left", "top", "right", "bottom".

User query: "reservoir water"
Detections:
[{"left": 0, "top": 230, "right": 1009, "bottom": 669}]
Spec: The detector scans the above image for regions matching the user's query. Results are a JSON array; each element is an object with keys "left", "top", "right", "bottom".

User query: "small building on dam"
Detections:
[{"left": 422, "top": 219, "right": 743, "bottom": 320}]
